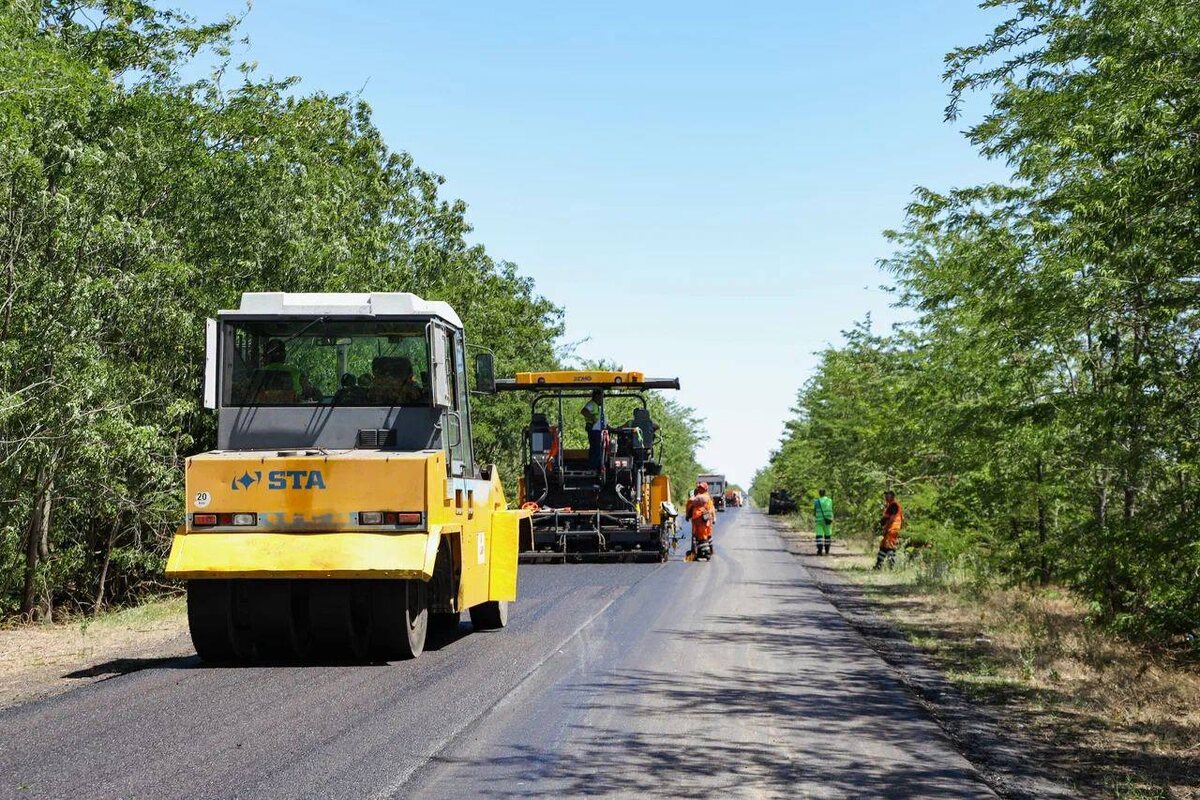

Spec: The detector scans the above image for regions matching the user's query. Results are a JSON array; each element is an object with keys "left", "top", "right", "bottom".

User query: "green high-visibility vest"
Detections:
[
  {"left": 814, "top": 496, "right": 834, "bottom": 532},
  {"left": 261, "top": 362, "right": 303, "bottom": 395},
  {"left": 583, "top": 400, "right": 605, "bottom": 431}
]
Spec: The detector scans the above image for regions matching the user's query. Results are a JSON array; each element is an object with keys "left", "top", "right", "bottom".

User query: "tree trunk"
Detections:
[
  {"left": 38, "top": 506, "right": 50, "bottom": 560},
  {"left": 21, "top": 470, "right": 54, "bottom": 620},
  {"left": 93, "top": 514, "right": 121, "bottom": 613},
  {"left": 1121, "top": 291, "right": 1147, "bottom": 528},
  {"left": 1035, "top": 458, "right": 1049, "bottom": 586},
  {"left": 1009, "top": 516, "right": 1022, "bottom": 581}
]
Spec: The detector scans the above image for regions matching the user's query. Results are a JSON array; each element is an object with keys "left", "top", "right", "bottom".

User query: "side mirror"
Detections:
[{"left": 473, "top": 352, "right": 496, "bottom": 395}]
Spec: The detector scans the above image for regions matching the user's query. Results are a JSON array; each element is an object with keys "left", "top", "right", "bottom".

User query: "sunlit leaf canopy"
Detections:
[
  {"left": 754, "top": 0, "right": 1200, "bottom": 646},
  {"left": 0, "top": 0, "right": 708, "bottom": 619}
]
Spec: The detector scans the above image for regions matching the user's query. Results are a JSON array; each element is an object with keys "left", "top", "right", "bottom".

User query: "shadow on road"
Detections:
[
  {"left": 429, "top": 582, "right": 995, "bottom": 799},
  {"left": 58, "top": 619, "right": 478, "bottom": 679},
  {"left": 431, "top": 666, "right": 990, "bottom": 798},
  {"left": 63, "top": 655, "right": 198, "bottom": 679}
]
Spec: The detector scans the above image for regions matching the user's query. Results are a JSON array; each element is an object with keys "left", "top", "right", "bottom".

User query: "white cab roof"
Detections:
[{"left": 222, "top": 292, "right": 463, "bottom": 328}]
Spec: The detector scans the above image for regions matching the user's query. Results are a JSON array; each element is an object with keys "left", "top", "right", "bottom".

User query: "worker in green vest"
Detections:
[
  {"left": 814, "top": 488, "right": 834, "bottom": 555},
  {"left": 260, "top": 339, "right": 318, "bottom": 401},
  {"left": 581, "top": 389, "right": 606, "bottom": 470}
]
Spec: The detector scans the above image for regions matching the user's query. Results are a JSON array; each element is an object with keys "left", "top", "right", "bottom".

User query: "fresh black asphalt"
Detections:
[{"left": 0, "top": 509, "right": 996, "bottom": 799}]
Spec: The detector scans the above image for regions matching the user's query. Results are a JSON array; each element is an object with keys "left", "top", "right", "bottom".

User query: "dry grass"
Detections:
[
  {"left": 809, "top": 537, "right": 1200, "bottom": 800},
  {"left": 0, "top": 595, "right": 190, "bottom": 710}
]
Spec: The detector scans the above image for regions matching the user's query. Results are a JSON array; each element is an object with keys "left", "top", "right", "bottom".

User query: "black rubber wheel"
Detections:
[
  {"left": 470, "top": 600, "right": 509, "bottom": 631},
  {"left": 246, "top": 580, "right": 310, "bottom": 661},
  {"left": 309, "top": 581, "right": 371, "bottom": 661},
  {"left": 187, "top": 580, "right": 236, "bottom": 662},
  {"left": 369, "top": 579, "right": 428, "bottom": 660},
  {"left": 429, "top": 611, "right": 461, "bottom": 638}
]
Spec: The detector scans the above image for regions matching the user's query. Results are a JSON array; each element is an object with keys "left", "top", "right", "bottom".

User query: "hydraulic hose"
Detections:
[
  {"left": 533, "top": 455, "right": 550, "bottom": 507},
  {"left": 614, "top": 482, "right": 638, "bottom": 512}
]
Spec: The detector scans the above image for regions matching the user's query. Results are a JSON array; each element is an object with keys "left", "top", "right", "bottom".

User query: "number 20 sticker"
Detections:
[{"left": 195, "top": 491, "right": 212, "bottom": 509}]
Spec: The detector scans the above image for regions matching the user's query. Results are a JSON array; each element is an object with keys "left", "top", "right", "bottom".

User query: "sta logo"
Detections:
[
  {"left": 231, "top": 471, "right": 261, "bottom": 490},
  {"left": 231, "top": 470, "right": 327, "bottom": 491}
]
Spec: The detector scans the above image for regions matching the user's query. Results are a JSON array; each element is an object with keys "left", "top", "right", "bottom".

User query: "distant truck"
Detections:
[
  {"left": 724, "top": 490, "right": 743, "bottom": 507},
  {"left": 698, "top": 473, "right": 727, "bottom": 511},
  {"left": 768, "top": 489, "right": 797, "bottom": 515}
]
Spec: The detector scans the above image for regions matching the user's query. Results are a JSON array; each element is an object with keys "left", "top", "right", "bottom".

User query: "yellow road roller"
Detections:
[{"left": 165, "top": 292, "right": 526, "bottom": 661}]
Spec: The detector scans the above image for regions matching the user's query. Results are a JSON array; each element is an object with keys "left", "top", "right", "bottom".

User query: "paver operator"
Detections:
[
  {"left": 581, "top": 388, "right": 607, "bottom": 470},
  {"left": 814, "top": 488, "right": 834, "bottom": 555}
]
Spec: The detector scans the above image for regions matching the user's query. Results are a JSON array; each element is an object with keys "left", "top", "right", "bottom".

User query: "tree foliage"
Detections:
[
  {"left": 754, "top": 0, "right": 1200, "bottom": 645},
  {"left": 0, "top": 1, "right": 708, "bottom": 619}
]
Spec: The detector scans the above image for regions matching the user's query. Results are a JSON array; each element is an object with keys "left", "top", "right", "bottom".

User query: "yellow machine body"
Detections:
[
  {"left": 644, "top": 474, "right": 673, "bottom": 526},
  {"left": 513, "top": 369, "right": 645, "bottom": 386},
  {"left": 165, "top": 448, "right": 524, "bottom": 608}
]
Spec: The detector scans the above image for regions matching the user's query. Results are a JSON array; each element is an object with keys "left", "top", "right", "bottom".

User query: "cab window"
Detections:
[{"left": 224, "top": 320, "right": 432, "bottom": 407}]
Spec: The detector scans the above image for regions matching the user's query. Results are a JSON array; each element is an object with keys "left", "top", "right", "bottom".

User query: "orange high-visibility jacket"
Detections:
[
  {"left": 881, "top": 499, "right": 904, "bottom": 549},
  {"left": 686, "top": 492, "right": 716, "bottom": 542}
]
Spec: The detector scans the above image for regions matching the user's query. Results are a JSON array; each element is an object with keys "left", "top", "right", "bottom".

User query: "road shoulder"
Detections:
[{"left": 767, "top": 516, "right": 1082, "bottom": 800}]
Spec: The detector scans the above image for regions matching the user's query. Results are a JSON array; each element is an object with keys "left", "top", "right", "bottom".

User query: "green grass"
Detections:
[
  {"left": 94, "top": 596, "right": 185, "bottom": 627},
  {"left": 75, "top": 595, "right": 186, "bottom": 637},
  {"left": 1107, "top": 775, "right": 1172, "bottom": 800}
]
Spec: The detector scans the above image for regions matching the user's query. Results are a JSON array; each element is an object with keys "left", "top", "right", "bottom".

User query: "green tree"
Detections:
[
  {"left": 0, "top": 0, "right": 565, "bottom": 619},
  {"left": 757, "top": 0, "right": 1200, "bottom": 643}
]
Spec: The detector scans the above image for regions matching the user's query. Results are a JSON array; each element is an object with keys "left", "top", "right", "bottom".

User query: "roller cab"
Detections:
[{"left": 167, "top": 292, "right": 523, "bottom": 662}]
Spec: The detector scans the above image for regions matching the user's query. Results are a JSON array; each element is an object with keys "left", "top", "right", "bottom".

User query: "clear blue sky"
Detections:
[{"left": 183, "top": 0, "right": 1009, "bottom": 487}]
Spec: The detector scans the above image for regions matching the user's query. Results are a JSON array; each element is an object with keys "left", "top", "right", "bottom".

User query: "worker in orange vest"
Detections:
[
  {"left": 686, "top": 481, "right": 717, "bottom": 556},
  {"left": 874, "top": 490, "right": 903, "bottom": 570}
]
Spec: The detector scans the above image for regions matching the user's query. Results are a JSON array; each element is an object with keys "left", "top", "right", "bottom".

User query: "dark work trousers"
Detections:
[
  {"left": 874, "top": 546, "right": 897, "bottom": 570},
  {"left": 587, "top": 428, "right": 603, "bottom": 470}
]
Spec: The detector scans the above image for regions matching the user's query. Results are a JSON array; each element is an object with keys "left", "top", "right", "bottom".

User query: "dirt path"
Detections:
[{"left": 0, "top": 597, "right": 192, "bottom": 710}]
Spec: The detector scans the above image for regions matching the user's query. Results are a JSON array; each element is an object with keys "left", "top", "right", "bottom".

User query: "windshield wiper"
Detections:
[{"left": 281, "top": 316, "right": 328, "bottom": 344}]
